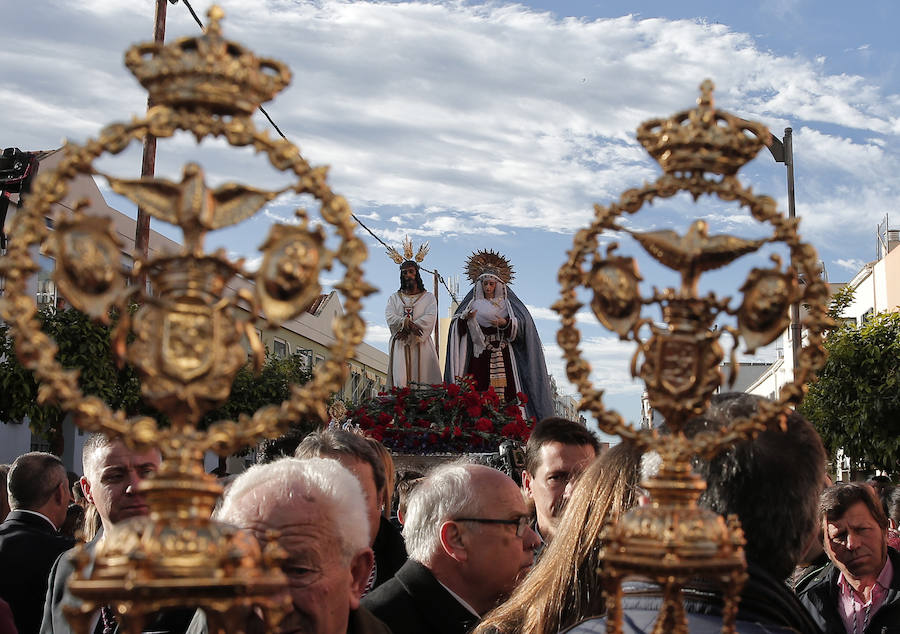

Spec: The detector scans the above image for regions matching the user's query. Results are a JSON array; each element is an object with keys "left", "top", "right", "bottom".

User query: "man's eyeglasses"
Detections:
[{"left": 454, "top": 516, "right": 531, "bottom": 538}]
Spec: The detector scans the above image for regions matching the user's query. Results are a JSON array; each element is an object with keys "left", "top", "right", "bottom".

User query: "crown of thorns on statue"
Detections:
[
  {"left": 466, "top": 250, "right": 515, "bottom": 285},
  {"left": 387, "top": 235, "right": 430, "bottom": 265}
]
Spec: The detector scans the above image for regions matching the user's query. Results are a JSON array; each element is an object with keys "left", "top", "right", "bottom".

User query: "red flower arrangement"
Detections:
[{"left": 349, "top": 376, "right": 533, "bottom": 454}]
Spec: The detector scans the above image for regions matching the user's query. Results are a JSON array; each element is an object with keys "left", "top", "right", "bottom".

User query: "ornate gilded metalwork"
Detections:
[
  {"left": 554, "top": 80, "right": 830, "bottom": 633},
  {"left": 0, "top": 7, "right": 373, "bottom": 633}
]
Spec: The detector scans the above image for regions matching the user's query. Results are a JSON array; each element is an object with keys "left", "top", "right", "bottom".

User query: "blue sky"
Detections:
[{"left": 3, "top": 0, "right": 898, "bottom": 429}]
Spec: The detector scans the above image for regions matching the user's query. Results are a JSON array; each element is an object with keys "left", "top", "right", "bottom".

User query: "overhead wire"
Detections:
[{"left": 176, "top": 0, "right": 460, "bottom": 304}]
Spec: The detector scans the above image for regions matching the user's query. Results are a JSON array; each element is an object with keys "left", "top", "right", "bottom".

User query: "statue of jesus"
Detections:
[{"left": 385, "top": 259, "right": 442, "bottom": 389}]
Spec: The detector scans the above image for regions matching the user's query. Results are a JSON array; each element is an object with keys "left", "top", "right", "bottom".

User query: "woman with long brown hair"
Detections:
[{"left": 475, "top": 441, "right": 642, "bottom": 634}]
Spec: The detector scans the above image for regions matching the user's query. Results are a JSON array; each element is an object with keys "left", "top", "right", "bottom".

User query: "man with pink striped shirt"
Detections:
[{"left": 798, "top": 482, "right": 900, "bottom": 634}]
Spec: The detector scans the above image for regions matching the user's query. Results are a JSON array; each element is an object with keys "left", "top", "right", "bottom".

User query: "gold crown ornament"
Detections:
[
  {"left": 554, "top": 81, "right": 830, "bottom": 634},
  {"left": 0, "top": 7, "right": 374, "bottom": 633},
  {"left": 637, "top": 79, "right": 771, "bottom": 176},
  {"left": 125, "top": 6, "right": 291, "bottom": 115}
]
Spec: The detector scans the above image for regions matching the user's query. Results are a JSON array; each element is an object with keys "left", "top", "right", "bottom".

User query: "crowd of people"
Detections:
[{"left": 0, "top": 395, "right": 898, "bottom": 634}]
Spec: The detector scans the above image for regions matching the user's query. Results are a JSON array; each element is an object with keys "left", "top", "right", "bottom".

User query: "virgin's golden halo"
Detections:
[
  {"left": 124, "top": 5, "right": 291, "bottom": 115},
  {"left": 465, "top": 249, "right": 515, "bottom": 285}
]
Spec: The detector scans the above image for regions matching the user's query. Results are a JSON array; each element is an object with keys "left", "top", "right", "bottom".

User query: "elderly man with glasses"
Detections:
[{"left": 362, "top": 463, "right": 540, "bottom": 634}]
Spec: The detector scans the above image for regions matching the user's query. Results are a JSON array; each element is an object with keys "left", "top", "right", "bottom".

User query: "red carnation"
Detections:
[
  {"left": 377, "top": 412, "right": 392, "bottom": 425},
  {"left": 516, "top": 392, "right": 528, "bottom": 405},
  {"left": 475, "top": 417, "right": 493, "bottom": 432},
  {"left": 446, "top": 383, "right": 461, "bottom": 397},
  {"left": 466, "top": 404, "right": 482, "bottom": 418}
]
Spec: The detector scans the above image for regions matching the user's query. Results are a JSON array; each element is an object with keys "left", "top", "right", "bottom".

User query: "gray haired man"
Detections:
[
  {"left": 362, "top": 463, "right": 539, "bottom": 634},
  {"left": 189, "top": 457, "right": 391, "bottom": 634}
]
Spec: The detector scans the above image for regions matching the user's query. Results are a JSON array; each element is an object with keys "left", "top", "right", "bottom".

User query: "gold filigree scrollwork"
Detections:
[
  {"left": 256, "top": 222, "right": 327, "bottom": 323},
  {"left": 554, "top": 80, "right": 831, "bottom": 633},
  {"left": 587, "top": 245, "right": 643, "bottom": 338},
  {"left": 46, "top": 208, "right": 127, "bottom": 321},
  {"left": 737, "top": 256, "right": 800, "bottom": 353},
  {"left": 0, "top": 7, "right": 375, "bottom": 632}
]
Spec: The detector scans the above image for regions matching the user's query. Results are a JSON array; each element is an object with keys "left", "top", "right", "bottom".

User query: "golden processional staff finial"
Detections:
[
  {"left": 0, "top": 6, "right": 375, "bottom": 633},
  {"left": 554, "top": 80, "right": 831, "bottom": 634}
]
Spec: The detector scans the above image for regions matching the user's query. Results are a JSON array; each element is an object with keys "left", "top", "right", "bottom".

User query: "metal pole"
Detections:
[
  {"left": 784, "top": 128, "right": 802, "bottom": 372},
  {"left": 135, "top": 0, "right": 168, "bottom": 284},
  {"left": 433, "top": 270, "right": 440, "bottom": 352}
]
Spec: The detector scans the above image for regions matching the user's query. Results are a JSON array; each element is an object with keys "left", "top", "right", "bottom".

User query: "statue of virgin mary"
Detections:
[{"left": 444, "top": 250, "right": 554, "bottom": 421}]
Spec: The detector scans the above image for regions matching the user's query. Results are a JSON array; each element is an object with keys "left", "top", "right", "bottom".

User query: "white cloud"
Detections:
[
  {"left": 835, "top": 258, "right": 866, "bottom": 272},
  {"left": 12, "top": 0, "right": 895, "bottom": 255},
  {"left": 526, "top": 305, "right": 599, "bottom": 326},
  {"left": 544, "top": 336, "right": 642, "bottom": 398},
  {"left": 363, "top": 322, "right": 392, "bottom": 347}
]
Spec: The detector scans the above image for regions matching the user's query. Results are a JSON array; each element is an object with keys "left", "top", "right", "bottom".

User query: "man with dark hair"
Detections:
[
  {"left": 0, "top": 464, "right": 11, "bottom": 523},
  {"left": 296, "top": 429, "right": 407, "bottom": 591},
  {"left": 385, "top": 259, "right": 442, "bottom": 388},
  {"left": 568, "top": 393, "right": 825, "bottom": 634},
  {"left": 798, "top": 482, "right": 900, "bottom": 633},
  {"left": 0, "top": 452, "right": 74, "bottom": 634},
  {"left": 40, "top": 435, "right": 192, "bottom": 634},
  {"left": 521, "top": 417, "right": 599, "bottom": 545}
]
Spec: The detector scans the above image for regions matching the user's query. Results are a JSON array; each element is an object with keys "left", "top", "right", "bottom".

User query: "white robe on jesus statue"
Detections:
[{"left": 385, "top": 291, "right": 442, "bottom": 389}]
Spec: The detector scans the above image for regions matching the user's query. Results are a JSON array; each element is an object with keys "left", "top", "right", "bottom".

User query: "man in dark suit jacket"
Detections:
[
  {"left": 40, "top": 434, "right": 178, "bottom": 634},
  {"left": 362, "top": 464, "right": 540, "bottom": 634},
  {"left": 0, "top": 452, "right": 74, "bottom": 634}
]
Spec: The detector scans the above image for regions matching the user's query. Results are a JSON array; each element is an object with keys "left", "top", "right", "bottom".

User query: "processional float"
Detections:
[
  {"left": 554, "top": 80, "right": 830, "bottom": 632},
  {"left": 0, "top": 7, "right": 373, "bottom": 633}
]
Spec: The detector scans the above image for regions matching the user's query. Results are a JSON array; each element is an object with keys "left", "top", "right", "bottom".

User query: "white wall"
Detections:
[{"left": 0, "top": 422, "right": 33, "bottom": 465}]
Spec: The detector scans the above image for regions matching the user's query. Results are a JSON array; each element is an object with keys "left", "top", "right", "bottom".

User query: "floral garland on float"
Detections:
[{"left": 349, "top": 376, "right": 532, "bottom": 454}]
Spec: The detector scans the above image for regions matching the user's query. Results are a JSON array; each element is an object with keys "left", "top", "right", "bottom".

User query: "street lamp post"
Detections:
[{"left": 766, "top": 127, "right": 801, "bottom": 371}]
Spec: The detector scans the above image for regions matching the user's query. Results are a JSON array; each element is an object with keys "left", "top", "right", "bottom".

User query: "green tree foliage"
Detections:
[
  {"left": 0, "top": 307, "right": 142, "bottom": 453},
  {"left": 200, "top": 351, "right": 315, "bottom": 429},
  {"left": 799, "top": 302, "right": 900, "bottom": 472},
  {"left": 1, "top": 306, "right": 316, "bottom": 455}
]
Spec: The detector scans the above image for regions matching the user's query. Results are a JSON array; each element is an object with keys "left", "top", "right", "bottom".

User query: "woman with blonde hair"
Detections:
[{"left": 475, "top": 441, "right": 642, "bottom": 634}]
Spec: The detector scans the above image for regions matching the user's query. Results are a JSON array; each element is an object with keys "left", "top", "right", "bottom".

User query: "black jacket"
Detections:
[
  {"left": 564, "top": 561, "right": 821, "bottom": 634},
  {"left": 0, "top": 511, "right": 74, "bottom": 634},
  {"left": 361, "top": 560, "right": 479, "bottom": 634},
  {"left": 797, "top": 547, "right": 900, "bottom": 634},
  {"left": 372, "top": 515, "right": 407, "bottom": 591}
]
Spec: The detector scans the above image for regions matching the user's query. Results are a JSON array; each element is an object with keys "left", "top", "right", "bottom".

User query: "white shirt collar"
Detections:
[
  {"left": 437, "top": 580, "right": 482, "bottom": 618},
  {"left": 15, "top": 508, "right": 59, "bottom": 531}
]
